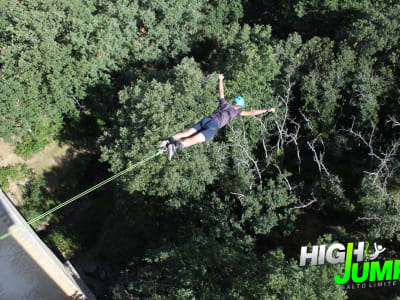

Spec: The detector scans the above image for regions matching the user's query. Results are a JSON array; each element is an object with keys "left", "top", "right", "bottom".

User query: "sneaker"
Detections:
[
  {"left": 158, "top": 140, "right": 169, "bottom": 153},
  {"left": 167, "top": 143, "right": 176, "bottom": 161}
]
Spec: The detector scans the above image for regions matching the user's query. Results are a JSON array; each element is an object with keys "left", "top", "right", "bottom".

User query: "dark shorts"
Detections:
[{"left": 191, "top": 117, "right": 219, "bottom": 141}]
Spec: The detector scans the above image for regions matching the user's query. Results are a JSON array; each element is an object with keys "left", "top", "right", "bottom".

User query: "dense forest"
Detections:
[{"left": 1, "top": 0, "right": 400, "bottom": 299}]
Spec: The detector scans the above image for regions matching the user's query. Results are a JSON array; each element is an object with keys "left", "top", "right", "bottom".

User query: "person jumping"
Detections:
[{"left": 161, "top": 74, "right": 276, "bottom": 160}]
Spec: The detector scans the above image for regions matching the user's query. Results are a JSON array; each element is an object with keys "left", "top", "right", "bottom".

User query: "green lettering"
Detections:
[
  {"left": 352, "top": 262, "right": 369, "bottom": 283},
  {"left": 370, "top": 261, "right": 393, "bottom": 281},
  {"left": 334, "top": 243, "right": 353, "bottom": 284},
  {"left": 393, "top": 260, "right": 400, "bottom": 280}
]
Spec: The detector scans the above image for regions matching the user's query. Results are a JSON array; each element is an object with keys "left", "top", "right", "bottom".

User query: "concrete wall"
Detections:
[{"left": 0, "top": 189, "right": 95, "bottom": 300}]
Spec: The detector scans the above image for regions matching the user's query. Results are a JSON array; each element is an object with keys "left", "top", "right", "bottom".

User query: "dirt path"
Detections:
[
  {"left": 0, "top": 139, "right": 72, "bottom": 205},
  {"left": 0, "top": 141, "right": 24, "bottom": 167}
]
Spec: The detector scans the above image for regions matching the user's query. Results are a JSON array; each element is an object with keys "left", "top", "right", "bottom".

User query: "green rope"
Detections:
[{"left": 0, "top": 150, "right": 163, "bottom": 241}]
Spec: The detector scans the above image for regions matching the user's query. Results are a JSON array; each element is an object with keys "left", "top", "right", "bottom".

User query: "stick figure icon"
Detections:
[{"left": 369, "top": 243, "right": 386, "bottom": 260}]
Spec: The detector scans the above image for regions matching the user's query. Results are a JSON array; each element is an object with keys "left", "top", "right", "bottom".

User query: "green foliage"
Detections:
[
  {"left": 210, "top": 24, "right": 281, "bottom": 147},
  {"left": 231, "top": 176, "right": 298, "bottom": 235},
  {"left": 349, "top": 56, "right": 383, "bottom": 129},
  {"left": 358, "top": 176, "right": 400, "bottom": 240},
  {"left": 127, "top": 231, "right": 257, "bottom": 298},
  {"left": 273, "top": 33, "right": 304, "bottom": 85},
  {"left": 0, "top": 0, "right": 97, "bottom": 141},
  {"left": 45, "top": 227, "right": 82, "bottom": 259},
  {"left": 4, "top": 0, "right": 400, "bottom": 298},
  {"left": 0, "top": 0, "right": 217, "bottom": 143},
  {"left": 221, "top": 24, "right": 278, "bottom": 101},
  {"left": 345, "top": 2, "right": 400, "bottom": 58},
  {"left": 200, "top": 0, "right": 243, "bottom": 38},
  {"left": 0, "top": 164, "right": 29, "bottom": 192},
  {"left": 264, "top": 250, "right": 347, "bottom": 300},
  {"left": 131, "top": 0, "right": 203, "bottom": 63},
  {"left": 294, "top": 0, "right": 371, "bottom": 18},
  {"left": 15, "top": 123, "right": 54, "bottom": 159},
  {"left": 265, "top": 234, "right": 348, "bottom": 300},
  {"left": 20, "top": 175, "right": 56, "bottom": 227},
  {"left": 100, "top": 58, "right": 222, "bottom": 201},
  {"left": 113, "top": 228, "right": 347, "bottom": 299},
  {"left": 299, "top": 37, "right": 356, "bottom": 133}
]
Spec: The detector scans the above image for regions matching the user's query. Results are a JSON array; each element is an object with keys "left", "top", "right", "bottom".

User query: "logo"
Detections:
[{"left": 299, "top": 241, "right": 400, "bottom": 289}]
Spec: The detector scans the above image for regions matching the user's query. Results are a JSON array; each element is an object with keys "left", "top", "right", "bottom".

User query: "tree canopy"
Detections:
[{"left": 3, "top": 0, "right": 400, "bottom": 299}]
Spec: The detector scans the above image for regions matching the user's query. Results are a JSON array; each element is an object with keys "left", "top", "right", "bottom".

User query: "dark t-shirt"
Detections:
[{"left": 210, "top": 98, "right": 242, "bottom": 128}]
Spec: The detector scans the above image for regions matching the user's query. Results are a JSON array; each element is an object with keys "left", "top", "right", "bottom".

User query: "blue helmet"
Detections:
[{"left": 234, "top": 96, "right": 245, "bottom": 107}]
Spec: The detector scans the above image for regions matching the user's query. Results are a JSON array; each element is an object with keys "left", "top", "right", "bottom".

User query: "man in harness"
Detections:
[{"left": 162, "top": 74, "right": 276, "bottom": 160}]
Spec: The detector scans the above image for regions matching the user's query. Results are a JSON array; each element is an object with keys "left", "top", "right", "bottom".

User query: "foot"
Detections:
[
  {"left": 167, "top": 143, "right": 176, "bottom": 161},
  {"left": 158, "top": 140, "right": 169, "bottom": 153},
  {"left": 159, "top": 136, "right": 177, "bottom": 153}
]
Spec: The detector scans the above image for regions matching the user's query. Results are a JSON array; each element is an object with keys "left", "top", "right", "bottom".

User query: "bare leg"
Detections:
[
  {"left": 166, "top": 130, "right": 206, "bottom": 161},
  {"left": 181, "top": 132, "right": 206, "bottom": 148},
  {"left": 173, "top": 128, "right": 198, "bottom": 140}
]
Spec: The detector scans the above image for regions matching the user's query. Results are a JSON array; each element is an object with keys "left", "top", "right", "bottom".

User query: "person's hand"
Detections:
[
  {"left": 268, "top": 107, "right": 275, "bottom": 113},
  {"left": 218, "top": 74, "right": 224, "bottom": 81}
]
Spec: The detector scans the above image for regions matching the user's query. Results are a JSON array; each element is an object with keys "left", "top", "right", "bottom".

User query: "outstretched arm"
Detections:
[
  {"left": 218, "top": 74, "right": 224, "bottom": 98},
  {"left": 241, "top": 107, "right": 275, "bottom": 116}
]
